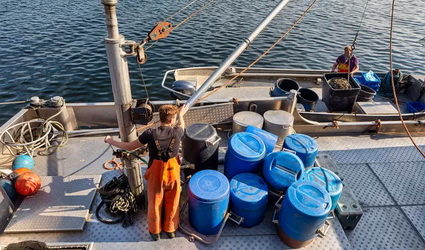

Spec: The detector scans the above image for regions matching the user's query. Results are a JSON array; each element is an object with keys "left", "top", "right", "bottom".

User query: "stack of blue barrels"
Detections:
[{"left": 187, "top": 121, "right": 343, "bottom": 247}]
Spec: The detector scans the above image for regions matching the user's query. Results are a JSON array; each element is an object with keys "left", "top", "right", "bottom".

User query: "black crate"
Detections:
[{"left": 322, "top": 73, "right": 361, "bottom": 112}]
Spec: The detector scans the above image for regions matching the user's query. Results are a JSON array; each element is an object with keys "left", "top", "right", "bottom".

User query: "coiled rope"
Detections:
[{"left": 0, "top": 105, "right": 68, "bottom": 157}]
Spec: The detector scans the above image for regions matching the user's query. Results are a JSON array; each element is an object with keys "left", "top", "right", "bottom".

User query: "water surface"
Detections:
[{"left": 1, "top": 0, "right": 423, "bottom": 124}]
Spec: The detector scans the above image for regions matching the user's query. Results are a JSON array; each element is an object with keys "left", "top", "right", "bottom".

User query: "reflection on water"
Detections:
[{"left": 0, "top": 0, "right": 424, "bottom": 124}]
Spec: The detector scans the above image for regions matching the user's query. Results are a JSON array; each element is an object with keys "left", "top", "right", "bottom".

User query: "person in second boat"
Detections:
[
  {"left": 104, "top": 104, "right": 188, "bottom": 241},
  {"left": 331, "top": 45, "right": 360, "bottom": 75}
]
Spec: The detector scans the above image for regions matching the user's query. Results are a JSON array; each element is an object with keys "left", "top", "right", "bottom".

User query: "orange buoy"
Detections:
[
  {"left": 14, "top": 172, "right": 42, "bottom": 196},
  {"left": 13, "top": 168, "right": 33, "bottom": 175}
]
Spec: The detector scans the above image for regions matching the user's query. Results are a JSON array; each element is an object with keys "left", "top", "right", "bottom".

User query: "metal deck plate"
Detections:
[
  {"left": 345, "top": 207, "right": 425, "bottom": 250},
  {"left": 5, "top": 175, "right": 101, "bottom": 233},
  {"left": 32, "top": 137, "right": 119, "bottom": 176},
  {"left": 402, "top": 206, "right": 425, "bottom": 240},
  {"left": 338, "top": 163, "right": 395, "bottom": 206},
  {"left": 316, "top": 135, "right": 425, "bottom": 164},
  {"left": 370, "top": 162, "right": 425, "bottom": 205},
  {"left": 357, "top": 102, "right": 398, "bottom": 114}
]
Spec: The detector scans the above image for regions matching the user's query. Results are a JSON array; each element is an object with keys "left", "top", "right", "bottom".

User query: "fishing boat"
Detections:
[{"left": 0, "top": 0, "right": 424, "bottom": 249}]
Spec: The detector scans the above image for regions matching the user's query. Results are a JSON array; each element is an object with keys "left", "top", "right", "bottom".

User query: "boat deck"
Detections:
[{"left": 1, "top": 133, "right": 425, "bottom": 249}]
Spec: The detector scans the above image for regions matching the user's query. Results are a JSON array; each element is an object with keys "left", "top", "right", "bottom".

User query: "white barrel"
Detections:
[
  {"left": 232, "top": 111, "right": 264, "bottom": 134},
  {"left": 263, "top": 110, "right": 294, "bottom": 145}
]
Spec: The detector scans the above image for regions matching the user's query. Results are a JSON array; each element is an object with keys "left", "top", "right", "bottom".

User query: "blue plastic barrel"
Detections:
[
  {"left": 304, "top": 167, "right": 343, "bottom": 211},
  {"left": 246, "top": 125, "right": 278, "bottom": 154},
  {"left": 188, "top": 170, "right": 230, "bottom": 235},
  {"left": 278, "top": 180, "right": 331, "bottom": 243},
  {"left": 262, "top": 151, "right": 304, "bottom": 191},
  {"left": 230, "top": 173, "right": 268, "bottom": 227},
  {"left": 224, "top": 132, "right": 266, "bottom": 179},
  {"left": 283, "top": 133, "right": 318, "bottom": 167}
]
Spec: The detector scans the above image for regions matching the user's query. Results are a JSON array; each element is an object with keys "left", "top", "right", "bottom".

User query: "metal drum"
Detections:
[
  {"left": 283, "top": 133, "right": 319, "bottom": 168},
  {"left": 278, "top": 180, "right": 331, "bottom": 248},
  {"left": 229, "top": 173, "right": 268, "bottom": 227},
  {"left": 304, "top": 167, "right": 343, "bottom": 211},
  {"left": 232, "top": 111, "right": 264, "bottom": 134},
  {"left": 263, "top": 110, "right": 294, "bottom": 145},
  {"left": 188, "top": 170, "right": 230, "bottom": 235},
  {"left": 224, "top": 132, "right": 266, "bottom": 180},
  {"left": 182, "top": 123, "right": 220, "bottom": 172}
]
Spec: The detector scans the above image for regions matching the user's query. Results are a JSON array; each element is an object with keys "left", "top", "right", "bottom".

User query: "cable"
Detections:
[
  {"left": 352, "top": 0, "right": 371, "bottom": 50},
  {"left": 163, "top": 0, "right": 201, "bottom": 23},
  {"left": 197, "top": 0, "right": 319, "bottom": 103},
  {"left": 137, "top": 63, "right": 150, "bottom": 100},
  {"left": 172, "top": 0, "right": 215, "bottom": 31},
  {"left": 389, "top": 0, "right": 425, "bottom": 157}
]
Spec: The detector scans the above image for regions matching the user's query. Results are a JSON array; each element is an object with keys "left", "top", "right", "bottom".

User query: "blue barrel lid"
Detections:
[
  {"left": 230, "top": 173, "right": 268, "bottom": 205},
  {"left": 228, "top": 132, "right": 266, "bottom": 161},
  {"left": 283, "top": 133, "right": 318, "bottom": 154},
  {"left": 262, "top": 151, "right": 304, "bottom": 191},
  {"left": 304, "top": 167, "right": 343, "bottom": 196},
  {"left": 188, "top": 170, "right": 230, "bottom": 202},
  {"left": 286, "top": 180, "right": 332, "bottom": 217}
]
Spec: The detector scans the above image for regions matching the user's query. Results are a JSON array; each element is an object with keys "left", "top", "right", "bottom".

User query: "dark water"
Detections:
[{"left": 1, "top": 0, "right": 424, "bottom": 124}]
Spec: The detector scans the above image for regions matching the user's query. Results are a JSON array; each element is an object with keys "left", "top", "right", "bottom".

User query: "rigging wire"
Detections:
[
  {"left": 163, "top": 0, "right": 201, "bottom": 22},
  {"left": 351, "top": 0, "right": 371, "bottom": 50},
  {"left": 172, "top": 0, "right": 215, "bottom": 31},
  {"left": 137, "top": 63, "right": 150, "bottom": 100},
  {"left": 197, "top": 0, "right": 319, "bottom": 103},
  {"left": 388, "top": 0, "right": 425, "bottom": 157}
]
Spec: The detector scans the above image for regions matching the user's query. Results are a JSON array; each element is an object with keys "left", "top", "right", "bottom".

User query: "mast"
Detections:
[
  {"left": 101, "top": 0, "right": 143, "bottom": 203},
  {"left": 185, "top": 0, "right": 291, "bottom": 107}
]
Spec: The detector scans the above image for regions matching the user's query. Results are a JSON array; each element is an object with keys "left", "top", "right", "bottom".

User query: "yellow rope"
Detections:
[
  {"left": 197, "top": 0, "right": 319, "bottom": 103},
  {"left": 389, "top": 0, "right": 425, "bottom": 157}
]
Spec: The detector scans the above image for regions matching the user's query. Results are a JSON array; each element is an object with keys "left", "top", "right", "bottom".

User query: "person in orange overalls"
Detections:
[{"left": 105, "top": 104, "right": 188, "bottom": 241}]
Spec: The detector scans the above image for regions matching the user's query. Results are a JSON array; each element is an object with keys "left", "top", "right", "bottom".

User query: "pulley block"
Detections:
[{"left": 148, "top": 22, "right": 173, "bottom": 41}]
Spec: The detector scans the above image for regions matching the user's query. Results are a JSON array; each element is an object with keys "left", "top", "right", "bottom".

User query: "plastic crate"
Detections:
[
  {"left": 354, "top": 75, "right": 380, "bottom": 92},
  {"left": 406, "top": 101, "right": 425, "bottom": 113},
  {"left": 322, "top": 73, "right": 361, "bottom": 112},
  {"left": 354, "top": 72, "right": 381, "bottom": 88}
]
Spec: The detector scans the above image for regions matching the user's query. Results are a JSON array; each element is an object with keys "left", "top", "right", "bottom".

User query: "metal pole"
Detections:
[
  {"left": 185, "top": 0, "right": 291, "bottom": 107},
  {"left": 101, "top": 0, "right": 143, "bottom": 204}
]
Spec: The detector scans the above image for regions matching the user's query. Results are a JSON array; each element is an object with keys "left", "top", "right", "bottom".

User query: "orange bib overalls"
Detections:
[{"left": 143, "top": 131, "right": 181, "bottom": 234}]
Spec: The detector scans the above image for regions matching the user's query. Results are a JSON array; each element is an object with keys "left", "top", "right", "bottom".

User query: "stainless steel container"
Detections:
[
  {"left": 263, "top": 110, "right": 294, "bottom": 145},
  {"left": 232, "top": 111, "right": 264, "bottom": 134}
]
